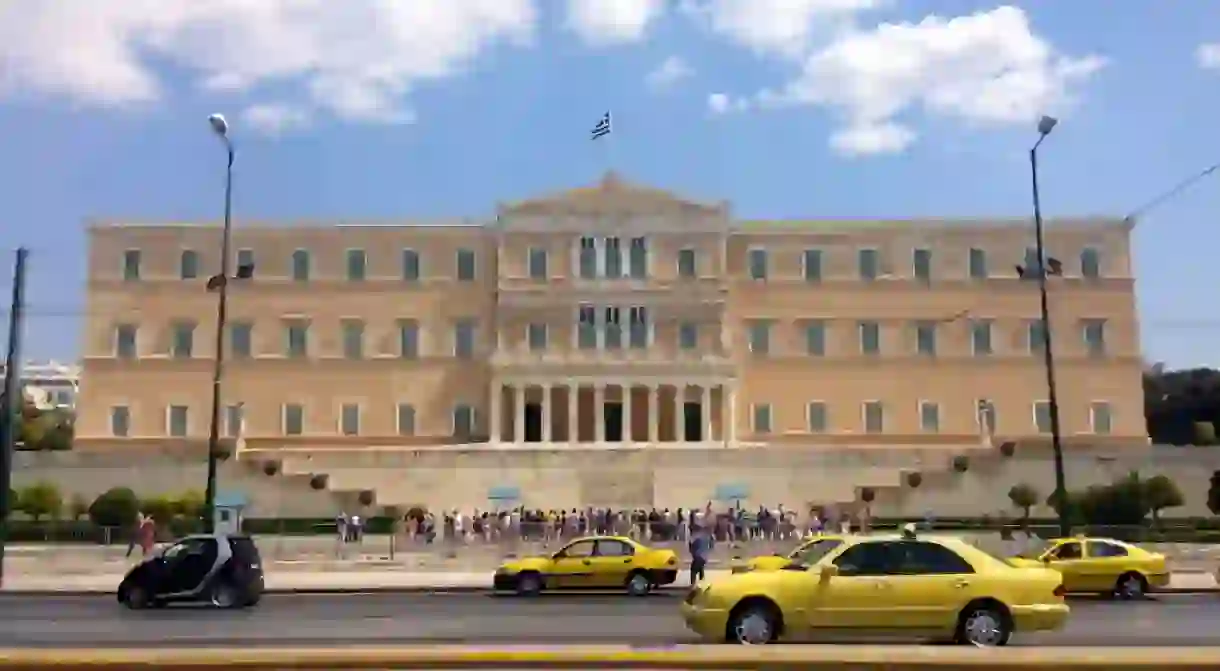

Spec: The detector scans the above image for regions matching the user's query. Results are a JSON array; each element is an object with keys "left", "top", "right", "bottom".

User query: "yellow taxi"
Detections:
[
  {"left": 1007, "top": 536, "right": 1168, "bottom": 599},
  {"left": 681, "top": 527, "right": 1068, "bottom": 646},
  {"left": 493, "top": 535, "right": 678, "bottom": 597},
  {"left": 731, "top": 534, "right": 848, "bottom": 574}
]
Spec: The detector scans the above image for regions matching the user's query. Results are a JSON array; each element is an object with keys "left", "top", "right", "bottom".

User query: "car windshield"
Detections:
[
  {"left": 1014, "top": 539, "right": 1055, "bottom": 559},
  {"left": 787, "top": 539, "right": 844, "bottom": 566}
]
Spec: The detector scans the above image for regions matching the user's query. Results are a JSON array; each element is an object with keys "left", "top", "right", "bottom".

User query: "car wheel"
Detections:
[
  {"left": 956, "top": 603, "right": 1012, "bottom": 647},
  {"left": 625, "top": 572, "right": 652, "bottom": 597},
  {"left": 121, "top": 585, "right": 151, "bottom": 610},
  {"left": 516, "top": 572, "right": 542, "bottom": 597},
  {"left": 209, "top": 581, "right": 243, "bottom": 609},
  {"left": 1115, "top": 573, "right": 1147, "bottom": 600},
  {"left": 726, "top": 602, "right": 778, "bottom": 645}
]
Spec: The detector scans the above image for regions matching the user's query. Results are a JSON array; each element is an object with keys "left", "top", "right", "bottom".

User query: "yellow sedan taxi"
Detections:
[
  {"left": 682, "top": 528, "right": 1068, "bottom": 646},
  {"left": 1007, "top": 536, "right": 1169, "bottom": 599},
  {"left": 732, "top": 534, "right": 848, "bottom": 574},
  {"left": 494, "top": 535, "right": 678, "bottom": 597}
]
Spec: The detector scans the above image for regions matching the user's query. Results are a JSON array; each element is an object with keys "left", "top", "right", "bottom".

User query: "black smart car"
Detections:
[{"left": 118, "top": 532, "right": 264, "bottom": 609}]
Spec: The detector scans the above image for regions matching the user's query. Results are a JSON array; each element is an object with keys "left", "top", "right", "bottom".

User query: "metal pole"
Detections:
[
  {"left": 1030, "top": 146, "right": 1069, "bottom": 537},
  {"left": 0, "top": 248, "right": 29, "bottom": 588},
  {"left": 204, "top": 146, "right": 234, "bottom": 534}
]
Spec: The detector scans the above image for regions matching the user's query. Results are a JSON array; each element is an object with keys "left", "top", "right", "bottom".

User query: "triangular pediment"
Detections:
[{"left": 500, "top": 172, "right": 723, "bottom": 215}]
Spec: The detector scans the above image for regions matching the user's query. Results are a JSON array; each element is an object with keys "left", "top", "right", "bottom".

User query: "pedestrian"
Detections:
[
  {"left": 125, "top": 511, "right": 145, "bottom": 558},
  {"left": 688, "top": 524, "right": 713, "bottom": 586},
  {"left": 137, "top": 514, "right": 156, "bottom": 557}
]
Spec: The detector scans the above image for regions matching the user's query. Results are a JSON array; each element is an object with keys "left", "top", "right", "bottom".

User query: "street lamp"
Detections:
[
  {"left": 1027, "top": 114, "right": 1070, "bottom": 537},
  {"left": 203, "top": 113, "right": 238, "bottom": 534}
]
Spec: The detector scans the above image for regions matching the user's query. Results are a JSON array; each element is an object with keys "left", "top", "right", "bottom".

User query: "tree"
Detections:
[
  {"left": 1208, "top": 471, "right": 1220, "bottom": 515},
  {"left": 1007, "top": 483, "right": 1040, "bottom": 527},
  {"left": 88, "top": 487, "right": 140, "bottom": 528},
  {"left": 18, "top": 481, "right": 62, "bottom": 521},
  {"left": 1143, "top": 474, "right": 1184, "bottom": 527},
  {"left": 67, "top": 494, "right": 89, "bottom": 520},
  {"left": 174, "top": 490, "right": 205, "bottom": 522}
]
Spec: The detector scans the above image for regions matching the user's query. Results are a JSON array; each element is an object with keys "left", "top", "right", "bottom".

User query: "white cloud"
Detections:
[
  {"left": 682, "top": 0, "right": 883, "bottom": 58},
  {"left": 1197, "top": 43, "right": 1220, "bottom": 69},
  {"left": 566, "top": 0, "right": 665, "bottom": 46},
  {"left": 241, "top": 103, "right": 311, "bottom": 136},
  {"left": 762, "top": 6, "right": 1105, "bottom": 155},
  {"left": 707, "top": 92, "right": 748, "bottom": 115},
  {"left": 0, "top": 0, "right": 537, "bottom": 123},
  {"left": 645, "top": 56, "right": 693, "bottom": 90}
]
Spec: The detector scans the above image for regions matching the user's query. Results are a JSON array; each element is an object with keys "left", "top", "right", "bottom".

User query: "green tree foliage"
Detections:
[
  {"left": 87, "top": 487, "right": 140, "bottom": 528},
  {"left": 11, "top": 400, "right": 74, "bottom": 451},
  {"left": 1053, "top": 472, "right": 1185, "bottom": 526},
  {"left": 1007, "top": 483, "right": 1040, "bottom": 526},
  {"left": 1208, "top": 471, "right": 1220, "bottom": 516},
  {"left": 1144, "top": 366, "right": 1220, "bottom": 444},
  {"left": 17, "top": 481, "right": 62, "bottom": 521}
]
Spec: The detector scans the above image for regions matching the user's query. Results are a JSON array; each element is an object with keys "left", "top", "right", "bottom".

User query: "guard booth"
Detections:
[
  {"left": 487, "top": 485, "right": 521, "bottom": 512},
  {"left": 713, "top": 483, "right": 750, "bottom": 509},
  {"left": 213, "top": 491, "right": 248, "bottom": 535}
]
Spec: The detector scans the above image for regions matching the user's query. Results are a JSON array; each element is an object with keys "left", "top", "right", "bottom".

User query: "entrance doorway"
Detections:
[
  {"left": 523, "top": 403, "right": 542, "bottom": 442},
  {"left": 683, "top": 402, "right": 702, "bottom": 441},
  {"left": 604, "top": 402, "right": 624, "bottom": 442}
]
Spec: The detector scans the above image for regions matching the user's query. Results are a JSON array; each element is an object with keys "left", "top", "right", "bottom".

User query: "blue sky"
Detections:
[{"left": 1, "top": 0, "right": 1219, "bottom": 368}]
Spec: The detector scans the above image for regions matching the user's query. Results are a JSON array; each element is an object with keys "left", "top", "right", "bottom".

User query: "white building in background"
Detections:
[{"left": 0, "top": 360, "right": 81, "bottom": 411}]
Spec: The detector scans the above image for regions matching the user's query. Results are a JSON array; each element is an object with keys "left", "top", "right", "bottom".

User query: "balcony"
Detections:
[
  {"left": 497, "top": 276, "right": 727, "bottom": 309},
  {"left": 490, "top": 347, "right": 736, "bottom": 378}
]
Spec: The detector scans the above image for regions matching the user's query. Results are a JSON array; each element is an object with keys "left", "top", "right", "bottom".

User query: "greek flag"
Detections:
[{"left": 591, "top": 111, "right": 611, "bottom": 140}]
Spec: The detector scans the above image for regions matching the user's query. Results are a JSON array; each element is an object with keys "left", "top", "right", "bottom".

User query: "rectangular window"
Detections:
[
  {"left": 912, "top": 248, "right": 932, "bottom": 282},
  {"left": 171, "top": 321, "right": 195, "bottom": 358},
  {"left": 340, "top": 404, "right": 360, "bottom": 436},
  {"left": 456, "top": 248, "right": 476, "bottom": 281},
  {"left": 802, "top": 249, "right": 823, "bottom": 282},
  {"left": 224, "top": 404, "right": 244, "bottom": 438},
  {"left": 747, "top": 320, "right": 771, "bottom": 355},
  {"left": 1023, "top": 247, "right": 1040, "bottom": 275},
  {"left": 1090, "top": 401, "right": 1112, "bottom": 435},
  {"left": 677, "top": 248, "right": 697, "bottom": 278},
  {"left": 123, "top": 249, "right": 141, "bottom": 281},
  {"left": 858, "top": 248, "right": 879, "bottom": 281},
  {"left": 401, "top": 249, "right": 421, "bottom": 282},
  {"left": 579, "top": 236, "right": 598, "bottom": 279},
  {"left": 236, "top": 249, "right": 255, "bottom": 274},
  {"left": 110, "top": 406, "right": 130, "bottom": 437},
  {"left": 1082, "top": 319, "right": 1107, "bottom": 356},
  {"left": 628, "top": 306, "right": 648, "bottom": 349},
  {"left": 603, "top": 306, "right": 622, "bottom": 349},
  {"left": 1033, "top": 401, "right": 1052, "bottom": 433},
  {"left": 804, "top": 321, "right": 826, "bottom": 356},
  {"left": 346, "top": 249, "right": 367, "bottom": 281},
  {"left": 167, "top": 405, "right": 189, "bottom": 437},
  {"left": 863, "top": 401, "right": 884, "bottom": 433},
  {"left": 282, "top": 404, "right": 304, "bottom": 436},
  {"left": 748, "top": 248, "right": 768, "bottom": 280},
  {"left": 807, "top": 402, "right": 827, "bottom": 433},
  {"left": 629, "top": 237, "right": 648, "bottom": 279},
  {"left": 752, "top": 404, "right": 772, "bottom": 434},
  {"left": 915, "top": 321, "right": 937, "bottom": 356},
  {"left": 1080, "top": 247, "right": 1101, "bottom": 279},
  {"left": 527, "top": 323, "right": 548, "bottom": 351},
  {"left": 968, "top": 247, "right": 988, "bottom": 279},
  {"left": 976, "top": 399, "right": 997, "bottom": 436},
  {"left": 453, "top": 404, "right": 476, "bottom": 438},
  {"left": 180, "top": 250, "right": 199, "bottom": 279},
  {"left": 920, "top": 401, "right": 940, "bottom": 433},
  {"left": 678, "top": 322, "right": 698, "bottom": 350},
  {"left": 970, "top": 320, "right": 993, "bottom": 356},
  {"left": 115, "top": 324, "right": 138, "bottom": 359},
  {"left": 1027, "top": 319, "right": 1046, "bottom": 354},
  {"left": 604, "top": 237, "right": 622, "bottom": 278},
  {"left": 285, "top": 320, "right": 309, "bottom": 358},
  {"left": 528, "top": 247, "right": 548, "bottom": 280},
  {"left": 398, "top": 319, "right": 419, "bottom": 359},
  {"left": 577, "top": 304, "right": 598, "bottom": 349},
  {"left": 341, "top": 319, "right": 365, "bottom": 360},
  {"left": 454, "top": 319, "right": 476, "bottom": 359},
  {"left": 229, "top": 322, "right": 253, "bottom": 359},
  {"left": 292, "top": 249, "right": 311, "bottom": 281},
  {"left": 858, "top": 321, "right": 880, "bottom": 355},
  {"left": 397, "top": 403, "right": 416, "bottom": 436}
]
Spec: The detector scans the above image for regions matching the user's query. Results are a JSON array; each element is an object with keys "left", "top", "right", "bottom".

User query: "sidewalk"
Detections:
[{"left": 2, "top": 569, "right": 1217, "bottom": 595}]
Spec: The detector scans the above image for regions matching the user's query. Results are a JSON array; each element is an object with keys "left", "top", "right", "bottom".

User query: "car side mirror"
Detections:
[
  {"left": 819, "top": 565, "right": 838, "bottom": 583},
  {"left": 1041, "top": 556, "right": 1052, "bottom": 563}
]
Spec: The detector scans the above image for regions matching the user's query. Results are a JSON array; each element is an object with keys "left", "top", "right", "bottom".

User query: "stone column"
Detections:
[
  {"left": 513, "top": 384, "right": 525, "bottom": 444},
  {"left": 675, "top": 383, "right": 686, "bottom": 442},
  {"left": 594, "top": 384, "right": 606, "bottom": 443},
  {"left": 542, "top": 383, "right": 553, "bottom": 443},
  {"left": 569, "top": 385, "right": 580, "bottom": 444},
  {"left": 701, "top": 385, "right": 712, "bottom": 443},
  {"left": 490, "top": 381, "right": 503, "bottom": 444},
  {"left": 647, "top": 384, "right": 659, "bottom": 443},
  {"left": 727, "top": 383, "right": 738, "bottom": 447},
  {"left": 623, "top": 384, "right": 634, "bottom": 443}
]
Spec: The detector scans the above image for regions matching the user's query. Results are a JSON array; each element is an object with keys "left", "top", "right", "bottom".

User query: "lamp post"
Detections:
[
  {"left": 203, "top": 113, "right": 235, "bottom": 534},
  {"left": 1029, "top": 114, "right": 1070, "bottom": 537}
]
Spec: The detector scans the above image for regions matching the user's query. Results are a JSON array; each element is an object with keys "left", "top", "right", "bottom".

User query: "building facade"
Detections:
[{"left": 76, "top": 173, "right": 1146, "bottom": 453}]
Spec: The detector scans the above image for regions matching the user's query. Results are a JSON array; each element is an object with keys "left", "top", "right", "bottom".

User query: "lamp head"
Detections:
[
  {"left": 1037, "top": 115, "right": 1058, "bottom": 137},
  {"left": 208, "top": 113, "right": 229, "bottom": 137}
]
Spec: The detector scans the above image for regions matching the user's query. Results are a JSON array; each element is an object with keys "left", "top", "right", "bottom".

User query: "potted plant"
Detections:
[
  {"left": 358, "top": 489, "right": 376, "bottom": 507},
  {"left": 262, "top": 460, "right": 280, "bottom": 477},
  {"left": 309, "top": 474, "right": 328, "bottom": 490},
  {"left": 999, "top": 441, "right": 1016, "bottom": 458},
  {"left": 952, "top": 455, "right": 969, "bottom": 473},
  {"left": 906, "top": 471, "right": 923, "bottom": 488},
  {"left": 860, "top": 487, "right": 876, "bottom": 504}
]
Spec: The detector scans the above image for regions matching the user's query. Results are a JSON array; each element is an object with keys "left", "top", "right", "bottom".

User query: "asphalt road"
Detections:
[{"left": 0, "top": 593, "right": 1217, "bottom": 648}]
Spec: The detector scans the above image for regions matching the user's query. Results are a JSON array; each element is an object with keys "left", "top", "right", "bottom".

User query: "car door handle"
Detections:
[
  {"left": 953, "top": 579, "right": 970, "bottom": 588},
  {"left": 623, "top": 559, "right": 632, "bottom": 563}
]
